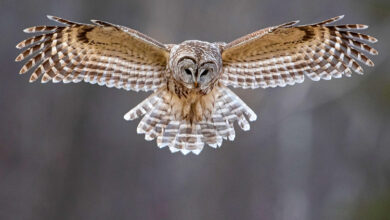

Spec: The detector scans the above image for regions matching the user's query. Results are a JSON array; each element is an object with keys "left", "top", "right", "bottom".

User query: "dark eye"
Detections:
[
  {"left": 184, "top": 68, "right": 192, "bottom": 75},
  {"left": 200, "top": 69, "right": 209, "bottom": 77}
]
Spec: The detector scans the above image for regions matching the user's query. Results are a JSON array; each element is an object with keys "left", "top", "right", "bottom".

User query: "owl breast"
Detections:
[{"left": 166, "top": 77, "right": 220, "bottom": 123}]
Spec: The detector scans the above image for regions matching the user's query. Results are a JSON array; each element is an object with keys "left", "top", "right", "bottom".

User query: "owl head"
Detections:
[{"left": 169, "top": 40, "right": 222, "bottom": 90}]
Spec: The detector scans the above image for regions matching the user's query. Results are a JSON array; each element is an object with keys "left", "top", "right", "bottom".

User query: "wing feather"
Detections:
[
  {"left": 221, "top": 16, "right": 378, "bottom": 89},
  {"left": 16, "top": 15, "right": 169, "bottom": 92}
]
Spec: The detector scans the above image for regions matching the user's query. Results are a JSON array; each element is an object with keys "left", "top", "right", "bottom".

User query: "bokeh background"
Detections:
[{"left": 0, "top": 0, "right": 389, "bottom": 219}]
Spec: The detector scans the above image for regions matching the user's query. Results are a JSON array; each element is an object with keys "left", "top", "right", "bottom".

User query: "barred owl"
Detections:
[{"left": 16, "top": 15, "right": 378, "bottom": 155}]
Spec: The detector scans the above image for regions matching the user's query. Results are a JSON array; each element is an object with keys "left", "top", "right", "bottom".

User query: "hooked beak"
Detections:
[{"left": 192, "top": 73, "right": 198, "bottom": 88}]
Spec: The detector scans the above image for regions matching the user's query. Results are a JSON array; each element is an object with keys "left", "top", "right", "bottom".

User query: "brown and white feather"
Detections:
[
  {"left": 16, "top": 15, "right": 169, "bottom": 91},
  {"left": 221, "top": 15, "right": 378, "bottom": 89},
  {"left": 124, "top": 84, "right": 256, "bottom": 155}
]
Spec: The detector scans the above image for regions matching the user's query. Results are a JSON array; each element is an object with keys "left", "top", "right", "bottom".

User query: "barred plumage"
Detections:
[
  {"left": 16, "top": 15, "right": 168, "bottom": 91},
  {"left": 16, "top": 15, "right": 377, "bottom": 155},
  {"left": 124, "top": 85, "right": 256, "bottom": 154},
  {"left": 221, "top": 15, "right": 378, "bottom": 89}
]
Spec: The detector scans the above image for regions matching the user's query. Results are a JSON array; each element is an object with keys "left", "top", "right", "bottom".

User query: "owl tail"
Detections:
[{"left": 124, "top": 87, "right": 257, "bottom": 155}]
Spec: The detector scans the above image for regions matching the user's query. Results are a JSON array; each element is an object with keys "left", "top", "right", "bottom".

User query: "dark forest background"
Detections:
[{"left": 0, "top": 0, "right": 389, "bottom": 219}]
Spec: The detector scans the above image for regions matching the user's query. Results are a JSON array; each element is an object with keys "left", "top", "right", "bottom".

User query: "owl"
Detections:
[{"left": 16, "top": 15, "right": 378, "bottom": 155}]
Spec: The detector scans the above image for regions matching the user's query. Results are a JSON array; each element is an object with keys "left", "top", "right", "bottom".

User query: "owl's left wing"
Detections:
[
  {"left": 220, "top": 15, "right": 378, "bottom": 89},
  {"left": 16, "top": 16, "right": 169, "bottom": 91}
]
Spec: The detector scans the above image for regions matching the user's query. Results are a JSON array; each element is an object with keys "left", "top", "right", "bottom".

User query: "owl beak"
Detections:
[{"left": 192, "top": 73, "right": 198, "bottom": 88}]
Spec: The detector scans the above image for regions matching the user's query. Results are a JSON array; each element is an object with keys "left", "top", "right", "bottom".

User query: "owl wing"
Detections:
[
  {"left": 16, "top": 15, "right": 170, "bottom": 91},
  {"left": 220, "top": 15, "right": 378, "bottom": 89}
]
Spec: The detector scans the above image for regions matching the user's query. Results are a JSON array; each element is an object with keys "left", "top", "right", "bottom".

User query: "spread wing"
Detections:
[
  {"left": 221, "top": 15, "right": 378, "bottom": 89},
  {"left": 16, "top": 15, "right": 170, "bottom": 91}
]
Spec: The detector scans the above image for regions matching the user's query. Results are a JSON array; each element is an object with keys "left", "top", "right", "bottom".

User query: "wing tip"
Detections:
[
  {"left": 23, "top": 27, "right": 35, "bottom": 33},
  {"left": 90, "top": 19, "right": 100, "bottom": 24},
  {"left": 316, "top": 15, "right": 345, "bottom": 25},
  {"left": 332, "top": 15, "right": 345, "bottom": 22},
  {"left": 276, "top": 19, "right": 301, "bottom": 29},
  {"left": 46, "top": 15, "right": 77, "bottom": 25},
  {"left": 19, "top": 66, "right": 28, "bottom": 74},
  {"left": 90, "top": 19, "right": 99, "bottom": 25},
  {"left": 284, "top": 20, "right": 300, "bottom": 27},
  {"left": 46, "top": 15, "right": 66, "bottom": 24},
  {"left": 29, "top": 76, "right": 37, "bottom": 83},
  {"left": 16, "top": 42, "right": 25, "bottom": 49},
  {"left": 364, "top": 57, "right": 375, "bottom": 67},
  {"left": 370, "top": 36, "right": 379, "bottom": 43},
  {"left": 15, "top": 54, "right": 23, "bottom": 62},
  {"left": 90, "top": 19, "right": 113, "bottom": 27},
  {"left": 359, "top": 24, "right": 369, "bottom": 29},
  {"left": 46, "top": 15, "right": 57, "bottom": 21}
]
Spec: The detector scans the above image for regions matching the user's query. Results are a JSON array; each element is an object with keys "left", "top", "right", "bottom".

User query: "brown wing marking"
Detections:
[
  {"left": 221, "top": 16, "right": 378, "bottom": 89},
  {"left": 16, "top": 15, "right": 170, "bottom": 92}
]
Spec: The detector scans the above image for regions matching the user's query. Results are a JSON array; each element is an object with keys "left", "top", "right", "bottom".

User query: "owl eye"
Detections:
[
  {"left": 200, "top": 69, "right": 209, "bottom": 77},
  {"left": 184, "top": 68, "right": 192, "bottom": 75}
]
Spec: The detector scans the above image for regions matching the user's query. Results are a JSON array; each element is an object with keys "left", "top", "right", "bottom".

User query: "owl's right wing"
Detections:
[
  {"left": 16, "top": 15, "right": 170, "bottom": 92},
  {"left": 220, "top": 15, "right": 378, "bottom": 89}
]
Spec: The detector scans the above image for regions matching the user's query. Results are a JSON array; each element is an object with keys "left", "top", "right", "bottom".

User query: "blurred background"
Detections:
[{"left": 0, "top": 0, "right": 389, "bottom": 219}]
